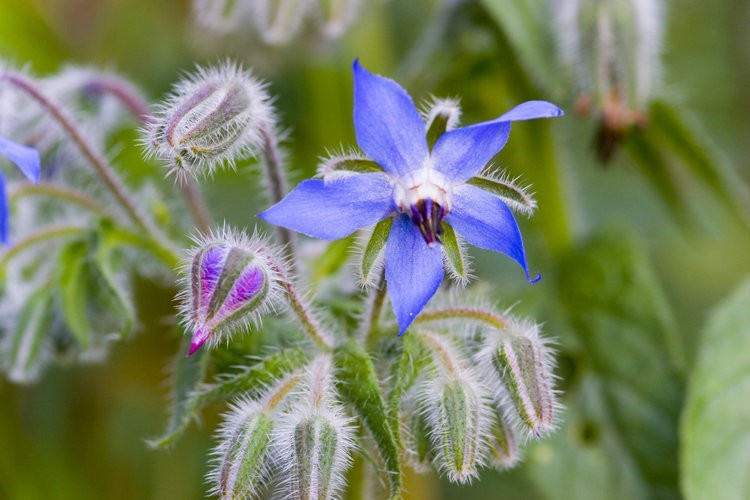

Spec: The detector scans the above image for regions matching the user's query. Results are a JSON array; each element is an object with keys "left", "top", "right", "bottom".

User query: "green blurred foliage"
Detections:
[{"left": 1, "top": 0, "right": 750, "bottom": 499}]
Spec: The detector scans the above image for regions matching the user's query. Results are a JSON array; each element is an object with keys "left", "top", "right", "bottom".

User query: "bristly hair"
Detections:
[
  {"left": 420, "top": 96, "right": 462, "bottom": 132},
  {"left": 476, "top": 165, "right": 537, "bottom": 217},
  {"left": 141, "top": 61, "right": 275, "bottom": 184},
  {"left": 176, "top": 224, "right": 283, "bottom": 352}
]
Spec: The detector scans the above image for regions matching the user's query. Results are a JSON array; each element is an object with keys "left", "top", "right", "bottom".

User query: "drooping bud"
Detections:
[
  {"left": 209, "top": 374, "right": 301, "bottom": 499},
  {"left": 272, "top": 356, "right": 355, "bottom": 500},
  {"left": 417, "top": 331, "right": 491, "bottom": 484},
  {"left": 480, "top": 319, "right": 558, "bottom": 438},
  {"left": 488, "top": 407, "right": 521, "bottom": 470},
  {"left": 178, "top": 229, "right": 279, "bottom": 355},
  {"left": 144, "top": 63, "right": 274, "bottom": 181}
]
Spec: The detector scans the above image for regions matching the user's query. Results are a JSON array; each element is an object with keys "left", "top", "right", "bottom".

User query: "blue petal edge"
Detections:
[{"left": 0, "top": 135, "right": 41, "bottom": 184}]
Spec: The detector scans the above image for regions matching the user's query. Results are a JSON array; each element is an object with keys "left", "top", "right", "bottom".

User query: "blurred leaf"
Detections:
[
  {"left": 479, "top": 0, "right": 564, "bottom": 95},
  {"left": 311, "top": 235, "right": 356, "bottom": 283},
  {"left": 56, "top": 232, "right": 134, "bottom": 350},
  {"left": 682, "top": 279, "right": 750, "bottom": 500},
  {"left": 647, "top": 99, "right": 750, "bottom": 227},
  {"left": 548, "top": 231, "right": 685, "bottom": 499},
  {"left": 149, "top": 347, "right": 309, "bottom": 448},
  {"left": 5, "top": 285, "right": 53, "bottom": 382},
  {"left": 334, "top": 340, "right": 401, "bottom": 499},
  {"left": 149, "top": 335, "right": 209, "bottom": 449}
]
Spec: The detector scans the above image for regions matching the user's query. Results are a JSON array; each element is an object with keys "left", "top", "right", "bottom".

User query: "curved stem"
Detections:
[
  {"left": 1, "top": 72, "right": 164, "bottom": 243},
  {"left": 11, "top": 183, "right": 110, "bottom": 216},
  {"left": 259, "top": 123, "right": 298, "bottom": 267},
  {"left": 182, "top": 180, "right": 213, "bottom": 234},
  {"left": 414, "top": 306, "right": 510, "bottom": 330},
  {"left": 269, "top": 258, "right": 332, "bottom": 351},
  {"left": 0, "top": 226, "right": 86, "bottom": 265}
]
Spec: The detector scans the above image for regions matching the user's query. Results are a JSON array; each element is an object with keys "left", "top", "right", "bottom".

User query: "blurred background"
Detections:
[{"left": 1, "top": 0, "right": 749, "bottom": 498}]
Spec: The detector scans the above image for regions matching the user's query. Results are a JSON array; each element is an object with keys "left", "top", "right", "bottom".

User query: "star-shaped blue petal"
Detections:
[
  {"left": 259, "top": 61, "right": 562, "bottom": 335},
  {"left": 0, "top": 135, "right": 41, "bottom": 245}
]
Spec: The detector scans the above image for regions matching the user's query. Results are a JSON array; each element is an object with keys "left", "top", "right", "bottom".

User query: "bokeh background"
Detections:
[{"left": 1, "top": 0, "right": 749, "bottom": 498}]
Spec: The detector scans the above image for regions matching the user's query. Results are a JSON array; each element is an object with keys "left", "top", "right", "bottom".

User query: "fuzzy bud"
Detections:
[
  {"left": 418, "top": 331, "right": 491, "bottom": 484},
  {"left": 273, "top": 356, "right": 355, "bottom": 499},
  {"left": 481, "top": 320, "right": 558, "bottom": 438},
  {"left": 488, "top": 408, "right": 521, "bottom": 470},
  {"left": 179, "top": 229, "right": 279, "bottom": 356},
  {"left": 145, "top": 63, "right": 273, "bottom": 181},
  {"left": 210, "top": 374, "right": 301, "bottom": 499}
]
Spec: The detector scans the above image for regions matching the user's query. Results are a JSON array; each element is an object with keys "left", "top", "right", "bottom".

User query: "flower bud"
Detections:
[
  {"left": 273, "top": 356, "right": 355, "bottom": 499},
  {"left": 488, "top": 408, "right": 521, "bottom": 470},
  {"left": 481, "top": 320, "right": 558, "bottom": 438},
  {"left": 145, "top": 63, "right": 273, "bottom": 181},
  {"left": 424, "top": 378, "right": 490, "bottom": 484},
  {"left": 179, "top": 229, "right": 279, "bottom": 355}
]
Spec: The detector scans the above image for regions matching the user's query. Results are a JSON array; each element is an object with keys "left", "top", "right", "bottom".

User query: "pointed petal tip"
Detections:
[
  {"left": 187, "top": 327, "right": 209, "bottom": 356},
  {"left": 528, "top": 272, "right": 541, "bottom": 284}
]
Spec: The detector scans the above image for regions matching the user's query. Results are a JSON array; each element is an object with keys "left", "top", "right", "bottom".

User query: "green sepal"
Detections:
[
  {"left": 334, "top": 340, "right": 401, "bottom": 499},
  {"left": 386, "top": 333, "right": 431, "bottom": 438},
  {"left": 5, "top": 285, "right": 54, "bottom": 381},
  {"left": 220, "top": 413, "right": 274, "bottom": 499},
  {"left": 361, "top": 218, "right": 392, "bottom": 286},
  {"left": 426, "top": 111, "right": 450, "bottom": 150},
  {"left": 466, "top": 176, "right": 535, "bottom": 213},
  {"left": 320, "top": 157, "right": 383, "bottom": 177},
  {"left": 441, "top": 224, "right": 468, "bottom": 283},
  {"left": 148, "top": 347, "right": 309, "bottom": 448},
  {"left": 295, "top": 417, "right": 339, "bottom": 500}
]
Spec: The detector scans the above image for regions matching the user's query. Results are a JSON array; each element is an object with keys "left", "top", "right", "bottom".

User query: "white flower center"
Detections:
[{"left": 392, "top": 167, "right": 452, "bottom": 246}]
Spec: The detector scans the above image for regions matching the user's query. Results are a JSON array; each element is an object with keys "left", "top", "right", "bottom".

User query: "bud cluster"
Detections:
[
  {"left": 143, "top": 63, "right": 274, "bottom": 182},
  {"left": 209, "top": 356, "right": 355, "bottom": 499},
  {"left": 192, "top": 0, "right": 362, "bottom": 44},
  {"left": 397, "top": 311, "right": 559, "bottom": 483}
]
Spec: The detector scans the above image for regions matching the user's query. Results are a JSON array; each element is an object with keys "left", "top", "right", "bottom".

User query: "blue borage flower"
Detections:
[
  {"left": 0, "top": 135, "right": 40, "bottom": 245},
  {"left": 260, "top": 61, "right": 562, "bottom": 334}
]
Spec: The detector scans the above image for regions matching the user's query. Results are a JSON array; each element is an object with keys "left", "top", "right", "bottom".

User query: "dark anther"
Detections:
[{"left": 410, "top": 198, "right": 445, "bottom": 246}]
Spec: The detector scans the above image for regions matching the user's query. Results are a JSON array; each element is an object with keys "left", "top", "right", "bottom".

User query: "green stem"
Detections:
[
  {"left": 182, "top": 180, "right": 213, "bottom": 234},
  {"left": 362, "top": 270, "right": 387, "bottom": 349},
  {"left": 414, "top": 306, "right": 510, "bottom": 330},
  {"left": 259, "top": 123, "right": 298, "bottom": 267},
  {"left": 0, "top": 226, "right": 86, "bottom": 265},
  {"left": 11, "top": 183, "right": 110, "bottom": 216}
]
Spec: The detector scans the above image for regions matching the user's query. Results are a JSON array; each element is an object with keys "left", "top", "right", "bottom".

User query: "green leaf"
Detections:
[
  {"left": 441, "top": 224, "right": 468, "bottom": 283},
  {"left": 647, "top": 99, "right": 750, "bottom": 226},
  {"left": 319, "top": 157, "right": 383, "bottom": 178},
  {"left": 426, "top": 110, "right": 451, "bottom": 150},
  {"left": 149, "top": 347, "right": 309, "bottom": 448},
  {"left": 56, "top": 233, "right": 134, "bottom": 349},
  {"left": 311, "top": 235, "right": 356, "bottom": 283},
  {"left": 5, "top": 286, "right": 53, "bottom": 382},
  {"left": 548, "top": 231, "right": 685, "bottom": 499},
  {"left": 334, "top": 340, "right": 401, "bottom": 499},
  {"left": 682, "top": 279, "right": 750, "bottom": 500},
  {"left": 148, "top": 335, "right": 210, "bottom": 449},
  {"left": 360, "top": 218, "right": 392, "bottom": 286},
  {"left": 479, "top": 0, "right": 564, "bottom": 95},
  {"left": 466, "top": 176, "right": 536, "bottom": 214}
]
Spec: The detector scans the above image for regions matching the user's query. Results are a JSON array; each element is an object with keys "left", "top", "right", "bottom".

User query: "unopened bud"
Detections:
[
  {"left": 484, "top": 321, "right": 558, "bottom": 438},
  {"left": 179, "top": 229, "right": 279, "bottom": 355},
  {"left": 145, "top": 63, "right": 273, "bottom": 181},
  {"left": 488, "top": 408, "right": 521, "bottom": 470},
  {"left": 424, "top": 378, "right": 489, "bottom": 483}
]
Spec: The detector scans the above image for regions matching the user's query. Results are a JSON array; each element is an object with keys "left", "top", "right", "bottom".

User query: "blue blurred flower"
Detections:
[
  {"left": 260, "top": 61, "right": 562, "bottom": 334},
  {"left": 0, "top": 135, "right": 41, "bottom": 244}
]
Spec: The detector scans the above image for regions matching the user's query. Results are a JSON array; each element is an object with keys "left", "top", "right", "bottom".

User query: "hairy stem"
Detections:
[
  {"left": 414, "top": 306, "right": 509, "bottom": 330},
  {"left": 259, "top": 123, "right": 298, "bottom": 266},
  {"left": 182, "top": 180, "right": 213, "bottom": 234},
  {"left": 11, "top": 183, "right": 110, "bottom": 216}
]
